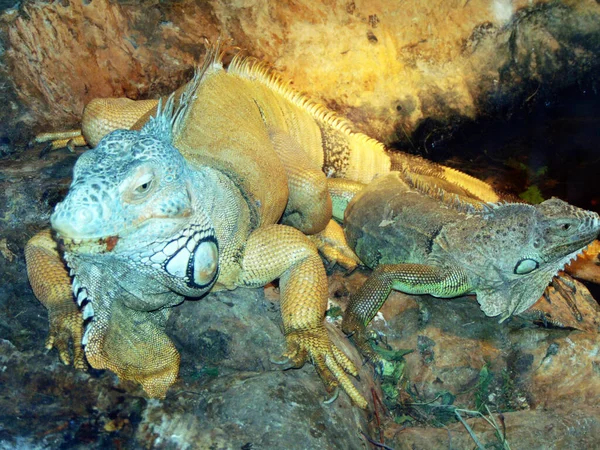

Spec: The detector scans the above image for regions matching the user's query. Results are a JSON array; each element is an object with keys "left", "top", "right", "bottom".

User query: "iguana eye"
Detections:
[
  {"left": 125, "top": 170, "right": 156, "bottom": 203},
  {"left": 135, "top": 179, "right": 153, "bottom": 194},
  {"left": 514, "top": 258, "right": 539, "bottom": 275},
  {"left": 561, "top": 223, "right": 571, "bottom": 231}
]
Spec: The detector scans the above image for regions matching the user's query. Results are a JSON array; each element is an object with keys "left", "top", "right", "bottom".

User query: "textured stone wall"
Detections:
[{"left": 0, "top": 0, "right": 599, "bottom": 151}]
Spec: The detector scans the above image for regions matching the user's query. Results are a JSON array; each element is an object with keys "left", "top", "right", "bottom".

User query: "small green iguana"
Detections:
[
  {"left": 323, "top": 169, "right": 600, "bottom": 356},
  {"left": 25, "top": 46, "right": 412, "bottom": 408}
]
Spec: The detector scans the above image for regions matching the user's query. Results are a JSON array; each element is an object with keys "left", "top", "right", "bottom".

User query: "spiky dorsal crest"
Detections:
[
  {"left": 140, "top": 95, "right": 178, "bottom": 144},
  {"left": 480, "top": 201, "right": 535, "bottom": 220},
  {"left": 402, "top": 170, "right": 483, "bottom": 215},
  {"left": 401, "top": 166, "right": 534, "bottom": 219},
  {"left": 227, "top": 50, "right": 388, "bottom": 157},
  {"left": 141, "top": 40, "right": 231, "bottom": 143}
]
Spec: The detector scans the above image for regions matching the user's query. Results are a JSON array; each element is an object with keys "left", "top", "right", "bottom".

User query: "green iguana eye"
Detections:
[
  {"left": 135, "top": 180, "right": 153, "bottom": 194},
  {"left": 126, "top": 170, "right": 156, "bottom": 203},
  {"left": 133, "top": 173, "right": 155, "bottom": 196},
  {"left": 514, "top": 258, "right": 539, "bottom": 275}
]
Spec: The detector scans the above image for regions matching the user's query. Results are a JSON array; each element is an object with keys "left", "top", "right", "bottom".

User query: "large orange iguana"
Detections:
[{"left": 24, "top": 45, "right": 415, "bottom": 408}]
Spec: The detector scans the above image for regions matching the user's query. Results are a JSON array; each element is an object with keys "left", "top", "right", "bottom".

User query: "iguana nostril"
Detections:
[
  {"left": 51, "top": 205, "right": 101, "bottom": 237},
  {"left": 75, "top": 207, "right": 94, "bottom": 224}
]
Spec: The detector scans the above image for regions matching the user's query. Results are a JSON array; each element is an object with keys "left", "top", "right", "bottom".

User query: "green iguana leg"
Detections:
[
  {"left": 24, "top": 229, "right": 86, "bottom": 369},
  {"left": 308, "top": 220, "right": 362, "bottom": 271},
  {"left": 308, "top": 178, "right": 366, "bottom": 271},
  {"left": 33, "top": 98, "right": 158, "bottom": 149},
  {"left": 25, "top": 230, "right": 179, "bottom": 398},
  {"left": 238, "top": 224, "right": 368, "bottom": 409},
  {"left": 342, "top": 263, "right": 472, "bottom": 360},
  {"left": 270, "top": 130, "right": 332, "bottom": 235},
  {"left": 327, "top": 178, "right": 366, "bottom": 222},
  {"left": 83, "top": 298, "right": 179, "bottom": 399}
]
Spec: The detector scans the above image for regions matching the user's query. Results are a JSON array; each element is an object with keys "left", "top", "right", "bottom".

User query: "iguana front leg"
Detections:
[
  {"left": 25, "top": 230, "right": 180, "bottom": 398},
  {"left": 342, "top": 263, "right": 472, "bottom": 360},
  {"left": 34, "top": 98, "right": 158, "bottom": 150},
  {"left": 238, "top": 224, "right": 368, "bottom": 408},
  {"left": 24, "top": 229, "right": 86, "bottom": 369}
]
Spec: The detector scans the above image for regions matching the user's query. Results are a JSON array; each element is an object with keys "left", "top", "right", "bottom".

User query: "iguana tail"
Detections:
[
  {"left": 388, "top": 151, "right": 503, "bottom": 203},
  {"left": 327, "top": 149, "right": 506, "bottom": 223}
]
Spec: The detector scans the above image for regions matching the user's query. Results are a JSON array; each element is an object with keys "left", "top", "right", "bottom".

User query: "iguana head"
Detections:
[
  {"left": 49, "top": 101, "right": 220, "bottom": 396},
  {"left": 52, "top": 113, "right": 219, "bottom": 306},
  {"left": 437, "top": 198, "right": 600, "bottom": 320}
]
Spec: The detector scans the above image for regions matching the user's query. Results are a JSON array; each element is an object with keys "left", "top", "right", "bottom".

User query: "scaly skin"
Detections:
[
  {"left": 25, "top": 230, "right": 86, "bottom": 369},
  {"left": 331, "top": 171, "right": 600, "bottom": 358},
  {"left": 27, "top": 46, "right": 417, "bottom": 409}
]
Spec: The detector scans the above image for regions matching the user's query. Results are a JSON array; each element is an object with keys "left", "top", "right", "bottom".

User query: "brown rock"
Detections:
[{"left": 393, "top": 407, "right": 600, "bottom": 450}]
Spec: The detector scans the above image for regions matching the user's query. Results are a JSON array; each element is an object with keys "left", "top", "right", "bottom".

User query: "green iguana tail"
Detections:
[{"left": 388, "top": 151, "right": 503, "bottom": 203}]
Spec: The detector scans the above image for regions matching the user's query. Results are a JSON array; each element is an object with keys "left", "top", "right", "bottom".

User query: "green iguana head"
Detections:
[
  {"left": 436, "top": 198, "right": 600, "bottom": 320},
  {"left": 51, "top": 102, "right": 219, "bottom": 360}
]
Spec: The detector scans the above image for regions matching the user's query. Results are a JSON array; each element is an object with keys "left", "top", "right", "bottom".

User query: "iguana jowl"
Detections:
[
  {"left": 24, "top": 48, "right": 403, "bottom": 407},
  {"left": 331, "top": 171, "right": 600, "bottom": 353}
]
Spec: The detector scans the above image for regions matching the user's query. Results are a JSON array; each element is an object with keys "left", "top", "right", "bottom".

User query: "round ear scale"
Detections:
[
  {"left": 164, "top": 233, "right": 219, "bottom": 290},
  {"left": 189, "top": 238, "right": 219, "bottom": 288},
  {"left": 514, "top": 258, "right": 539, "bottom": 275}
]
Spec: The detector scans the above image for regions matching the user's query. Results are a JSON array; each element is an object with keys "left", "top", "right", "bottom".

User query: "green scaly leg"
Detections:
[{"left": 342, "top": 263, "right": 472, "bottom": 361}]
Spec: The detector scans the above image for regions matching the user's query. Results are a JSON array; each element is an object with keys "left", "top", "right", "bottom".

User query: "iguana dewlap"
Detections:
[
  {"left": 24, "top": 48, "right": 407, "bottom": 408},
  {"left": 334, "top": 171, "right": 600, "bottom": 351}
]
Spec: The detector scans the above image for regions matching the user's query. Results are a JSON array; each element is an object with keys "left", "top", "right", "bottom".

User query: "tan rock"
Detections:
[{"left": 2, "top": 0, "right": 599, "bottom": 143}]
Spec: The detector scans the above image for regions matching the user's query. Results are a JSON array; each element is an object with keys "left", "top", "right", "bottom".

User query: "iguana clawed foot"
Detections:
[
  {"left": 342, "top": 315, "right": 388, "bottom": 367},
  {"left": 281, "top": 327, "right": 368, "bottom": 409},
  {"left": 309, "top": 220, "right": 363, "bottom": 272},
  {"left": 520, "top": 273, "right": 600, "bottom": 332},
  {"left": 45, "top": 308, "right": 87, "bottom": 370},
  {"left": 34, "top": 130, "right": 88, "bottom": 153}
]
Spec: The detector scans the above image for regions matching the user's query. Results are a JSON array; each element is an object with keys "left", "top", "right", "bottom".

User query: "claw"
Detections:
[
  {"left": 283, "top": 328, "right": 368, "bottom": 408},
  {"left": 270, "top": 355, "right": 291, "bottom": 365},
  {"left": 59, "top": 350, "right": 71, "bottom": 366},
  {"left": 342, "top": 264, "right": 359, "bottom": 277},
  {"left": 269, "top": 356, "right": 298, "bottom": 371},
  {"left": 552, "top": 275, "right": 583, "bottom": 322},
  {"left": 323, "top": 387, "right": 340, "bottom": 405},
  {"left": 309, "top": 220, "right": 362, "bottom": 272}
]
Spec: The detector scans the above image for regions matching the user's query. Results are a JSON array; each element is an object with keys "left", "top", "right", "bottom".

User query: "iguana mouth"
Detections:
[
  {"left": 549, "top": 237, "right": 598, "bottom": 261},
  {"left": 60, "top": 235, "right": 120, "bottom": 254}
]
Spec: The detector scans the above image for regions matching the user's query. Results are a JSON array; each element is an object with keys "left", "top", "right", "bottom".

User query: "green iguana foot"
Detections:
[
  {"left": 46, "top": 309, "right": 87, "bottom": 370},
  {"left": 282, "top": 327, "right": 368, "bottom": 409},
  {"left": 309, "top": 220, "right": 362, "bottom": 272},
  {"left": 342, "top": 315, "right": 412, "bottom": 384},
  {"left": 342, "top": 316, "right": 385, "bottom": 366},
  {"left": 84, "top": 300, "right": 180, "bottom": 399},
  {"left": 519, "top": 274, "right": 600, "bottom": 333}
]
